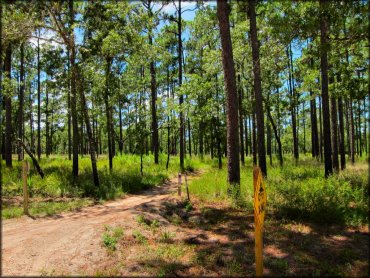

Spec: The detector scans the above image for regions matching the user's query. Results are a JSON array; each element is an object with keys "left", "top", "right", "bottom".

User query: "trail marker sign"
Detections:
[{"left": 253, "top": 167, "right": 267, "bottom": 277}]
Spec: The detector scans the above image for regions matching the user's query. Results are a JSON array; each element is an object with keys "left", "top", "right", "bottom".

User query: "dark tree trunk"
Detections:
[
  {"left": 76, "top": 68, "right": 100, "bottom": 188},
  {"left": 118, "top": 99, "right": 123, "bottom": 155},
  {"left": 178, "top": 0, "right": 184, "bottom": 172},
  {"left": 245, "top": 117, "right": 248, "bottom": 157},
  {"left": 310, "top": 90, "right": 319, "bottom": 157},
  {"left": 319, "top": 95, "right": 323, "bottom": 162},
  {"left": 287, "top": 45, "right": 298, "bottom": 161},
  {"left": 217, "top": 0, "right": 240, "bottom": 184},
  {"left": 252, "top": 108, "right": 257, "bottom": 165},
  {"left": 237, "top": 72, "right": 244, "bottom": 165},
  {"left": 357, "top": 100, "right": 362, "bottom": 157},
  {"left": 4, "top": 45, "right": 12, "bottom": 167},
  {"left": 188, "top": 118, "right": 192, "bottom": 158},
  {"left": 67, "top": 48, "right": 71, "bottom": 160},
  {"left": 331, "top": 95, "right": 339, "bottom": 173},
  {"left": 249, "top": 0, "right": 267, "bottom": 176},
  {"left": 37, "top": 33, "right": 41, "bottom": 160},
  {"left": 69, "top": 0, "right": 79, "bottom": 177},
  {"left": 104, "top": 57, "right": 113, "bottom": 170},
  {"left": 18, "top": 42, "right": 25, "bottom": 161},
  {"left": 149, "top": 33, "right": 159, "bottom": 164},
  {"left": 45, "top": 82, "right": 50, "bottom": 157},
  {"left": 267, "top": 106, "right": 283, "bottom": 167},
  {"left": 29, "top": 86, "right": 35, "bottom": 153},
  {"left": 349, "top": 98, "right": 355, "bottom": 163},
  {"left": 319, "top": 0, "right": 333, "bottom": 177},
  {"left": 267, "top": 118, "right": 272, "bottom": 166},
  {"left": 338, "top": 97, "right": 346, "bottom": 170}
]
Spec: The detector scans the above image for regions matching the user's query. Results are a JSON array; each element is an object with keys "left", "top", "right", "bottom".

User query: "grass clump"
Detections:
[
  {"left": 132, "top": 230, "right": 148, "bottom": 244},
  {"left": 102, "top": 225, "right": 124, "bottom": 251}
]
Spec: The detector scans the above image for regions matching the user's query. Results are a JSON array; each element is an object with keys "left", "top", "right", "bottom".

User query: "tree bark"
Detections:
[
  {"left": 331, "top": 95, "right": 339, "bottom": 173},
  {"left": 118, "top": 99, "right": 123, "bottom": 155},
  {"left": 178, "top": 0, "right": 184, "bottom": 172},
  {"left": 18, "top": 42, "right": 25, "bottom": 161},
  {"left": 237, "top": 72, "right": 244, "bottom": 165},
  {"left": 149, "top": 33, "right": 159, "bottom": 164},
  {"left": 287, "top": 45, "right": 298, "bottom": 161},
  {"left": 249, "top": 0, "right": 267, "bottom": 176},
  {"left": 104, "top": 57, "right": 113, "bottom": 170},
  {"left": 338, "top": 97, "right": 346, "bottom": 170},
  {"left": 37, "top": 32, "right": 41, "bottom": 160},
  {"left": 266, "top": 105, "right": 283, "bottom": 167},
  {"left": 69, "top": 0, "right": 79, "bottom": 177},
  {"left": 76, "top": 68, "right": 100, "bottom": 188},
  {"left": 217, "top": 0, "right": 240, "bottom": 185},
  {"left": 4, "top": 45, "right": 12, "bottom": 167},
  {"left": 349, "top": 98, "right": 355, "bottom": 163},
  {"left": 319, "top": 0, "right": 333, "bottom": 177}
]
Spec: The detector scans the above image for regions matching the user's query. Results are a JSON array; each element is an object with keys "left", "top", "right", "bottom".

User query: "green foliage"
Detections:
[
  {"left": 102, "top": 225, "right": 124, "bottom": 251},
  {"left": 132, "top": 230, "right": 147, "bottom": 244}
]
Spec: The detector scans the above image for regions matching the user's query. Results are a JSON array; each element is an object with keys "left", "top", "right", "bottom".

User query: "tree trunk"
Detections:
[
  {"left": 217, "top": 0, "right": 240, "bottom": 185},
  {"left": 118, "top": 99, "right": 123, "bottom": 155},
  {"left": 319, "top": 0, "right": 333, "bottom": 177},
  {"left": 319, "top": 95, "right": 324, "bottom": 162},
  {"left": 249, "top": 0, "right": 267, "bottom": 176},
  {"left": 104, "top": 57, "right": 113, "bottom": 171},
  {"left": 331, "top": 95, "right": 339, "bottom": 173},
  {"left": 310, "top": 90, "right": 319, "bottom": 157},
  {"left": 67, "top": 48, "right": 72, "bottom": 160},
  {"left": 69, "top": 0, "right": 79, "bottom": 178},
  {"left": 37, "top": 33, "right": 41, "bottom": 160},
  {"left": 149, "top": 33, "right": 159, "bottom": 164},
  {"left": 177, "top": 0, "right": 184, "bottom": 172},
  {"left": 287, "top": 45, "right": 298, "bottom": 161},
  {"left": 4, "top": 45, "right": 12, "bottom": 167},
  {"left": 349, "top": 98, "right": 355, "bottom": 163},
  {"left": 76, "top": 68, "right": 100, "bottom": 188},
  {"left": 18, "top": 42, "right": 25, "bottom": 161},
  {"left": 45, "top": 82, "right": 50, "bottom": 157},
  {"left": 237, "top": 72, "right": 245, "bottom": 165},
  {"left": 188, "top": 118, "right": 192, "bottom": 158},
  {"left": 267, "top": 106, "right": 283, "bottom": 167},
  {"left": 338, "top": 97, "right": 346, "bottom": 170}
]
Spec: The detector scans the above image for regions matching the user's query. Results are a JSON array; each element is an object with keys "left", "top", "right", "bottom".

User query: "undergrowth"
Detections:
[
  {"left": 2, "top": 154, "right": 210, "bottom": 219},
  {"left": 188, "top": 154, "right": 369, "bottom": 226}
]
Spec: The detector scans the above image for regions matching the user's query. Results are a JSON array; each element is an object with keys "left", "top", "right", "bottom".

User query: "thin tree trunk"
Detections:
[
  {"left": 4, "top": 45, "right": 12, "bottom": 167},
  {"left": 267, "top": 106, "right": 283, "bottom": 167},
  {"left": 118, "top": 99, "right": 123, "bottom": 155},
  {"left": 319, "top": 0, "right": 333, "bottom": 177},
  {"left": 149, "top": 33, "right": 159, "bottom": 164},
  {"left": 217, "top": 0, "right": 240, "bottom": 185},
  {"left": 267, "top": 118, "right": 272, "bottom": 166},
  {"left": 67, "top": 48, "right": 71, "bottom": 160},
  {"left": 338, "top": 96, "right": 346, "bottom": 170},
  {"left": 37, "top": 32, "right": 41, "bottom": 160},
  {"left": 104, "top": 57, "right": 113, "bottom": 171},
  {"left": 349, "top": 98, "right": 355, "bottom": 163},
  {"left": 331, "top": 95, "right": 339, "bottom": 173},
  {"left": 188, "top": 118, "right": 192, "bottom": 158},
  {"left": 45, "top": 82, "right": 50, "bottom": 157},
  {"left": 178, "top": 0, "right": 184, "bottom": 172},
  {"left": 69, "top": 0, "right": 79, "bottom": 177},
  {"left": 76, "top": 68, "right": 100, "bottom": 188},
  {"left": 18, "top": 42, "right": 25, "bottom": 161},
  {"left": 237, "top": 72, "right": 244, "bottom": 165},
  {"left": 249, "top": 0, "right": 267, "bottom": 176}
]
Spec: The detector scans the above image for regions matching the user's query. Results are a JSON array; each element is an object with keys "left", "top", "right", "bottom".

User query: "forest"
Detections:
[{"left": 1, "top": 0, "right": 369, "bottom": 276}]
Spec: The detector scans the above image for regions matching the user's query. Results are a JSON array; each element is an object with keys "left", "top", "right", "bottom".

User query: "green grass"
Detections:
[
  {"left": 2, "top": 198, "right": 94, "bottom": 219},
  {"left": 2, "top": 153, "right": 210, "bottom": 219},
  {"left": 188, "top": 154, "right": 369, "bottom": 226},
  {"left": 102, "top": 225, "right": 124, "bottom": 251}
]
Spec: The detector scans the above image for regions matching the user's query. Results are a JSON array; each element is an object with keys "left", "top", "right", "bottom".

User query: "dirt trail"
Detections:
[{"left": 2, "top": 173, "right": 193, "bottom": 276}]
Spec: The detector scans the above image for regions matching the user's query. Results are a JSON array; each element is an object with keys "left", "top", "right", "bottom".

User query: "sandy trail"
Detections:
[{"left": 2, "top": 174, "right": 187, "bottom": 276}]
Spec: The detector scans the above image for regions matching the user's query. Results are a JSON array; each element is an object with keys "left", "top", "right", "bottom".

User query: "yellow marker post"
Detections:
[{"left": 253, "top": 167, "right": 267, "bottom": 277}]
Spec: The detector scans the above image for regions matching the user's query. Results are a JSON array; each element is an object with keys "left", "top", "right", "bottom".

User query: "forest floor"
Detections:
[{"left": 2, "top": 169, "right": 369, "bottom": 277}]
